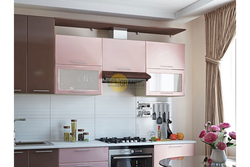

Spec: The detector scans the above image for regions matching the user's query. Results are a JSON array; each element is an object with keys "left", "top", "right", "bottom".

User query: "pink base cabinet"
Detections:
[
  {"left": 59, "top": 162, "right": 108, "bottom": 167},
  {"left": 154, "top": 144, "right": 195, "bottom": 167},
  {"left": 59, "top": 147, "right": 108, "bottom": 167}
]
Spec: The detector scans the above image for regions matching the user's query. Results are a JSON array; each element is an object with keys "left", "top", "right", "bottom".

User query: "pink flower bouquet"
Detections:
[{"left": 199, "top": 121, "right": 236, "bottom": 150}]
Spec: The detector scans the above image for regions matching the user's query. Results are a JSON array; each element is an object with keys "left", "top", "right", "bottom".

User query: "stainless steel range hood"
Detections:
[
  {"left": 102, "top": 71, "right": 151, "bottom": 83},
  {"left": 102, "top": 28, "right": 151, "bottom": 83}
]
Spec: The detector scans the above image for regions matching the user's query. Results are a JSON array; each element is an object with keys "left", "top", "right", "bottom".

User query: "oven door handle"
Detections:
[{"left": 113, "top": 155, "right": 152, "bottom": 159}]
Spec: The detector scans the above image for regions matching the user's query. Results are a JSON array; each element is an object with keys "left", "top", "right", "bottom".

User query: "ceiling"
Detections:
[{"left": 14, "top": 0, "right": 234, "bottom": 23}]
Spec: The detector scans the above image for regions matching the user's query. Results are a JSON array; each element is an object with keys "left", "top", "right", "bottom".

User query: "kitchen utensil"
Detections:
[
  {"left": 163, "top": 111, "right": 166, "bottom": 122},
  {"left": 157, "top": 111, "right": 162, "bottom": 124},
  {"left": 152, "top": 104, "right": 156, "bottom": 120},
  {"left": 157, "top": 104, "right": 163, "bottom": 124},
  {"left": 166, "top": 111, "right": 173, "bottom": 138},
  {"left": 163, "top": 103, "right": 167, "bottom": 122}
]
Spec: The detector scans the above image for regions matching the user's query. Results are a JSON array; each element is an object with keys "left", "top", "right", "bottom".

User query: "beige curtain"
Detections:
[{"left": 204, "top": 1, "right": 236, "bottom": 156}]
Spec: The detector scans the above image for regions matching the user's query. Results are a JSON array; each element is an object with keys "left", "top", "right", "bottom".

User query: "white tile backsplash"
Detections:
[
  {"left": 95, "top": 117, "right": 135, "bottom": 138},
  {"left": 95, "top": 96, "right": 135, "bottom": 117},
  {"left": 14, "top": 94, "right": 50, "bottom": 119},
  {"left": 14, "top": 90, "right": 172, "bottom": 142},
  {"left": 15, "top": 119, "right": 51, "bottom": 142},
  {"left": 51, "top": 95, "right": 95, "bottom": 119}
]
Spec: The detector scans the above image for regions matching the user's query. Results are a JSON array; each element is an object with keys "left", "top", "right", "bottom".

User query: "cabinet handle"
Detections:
[
  {"left": 33, "top": 90, "right": 49, "bottom": 92},
  {"left": 160, "top": 92, "right": 174, "bottom": 94},
  {"left": 76, "top": 165, "right": 92, "bottom": 167},
  {"left": 71, "top": 61, "right": 87, "bottom": 64},
  {"left": 118, "top": 68, "right": 131, "bottom": 70},
  {"left": 35, "top": 150, "right": 53, "bottom": 153},
  {"left": 76, "top": 149, "right": 93, "bottom": 152},
  {"left": 113, "top": 155, "right": 152, "bottom": 159},
  {"left": 169, "top": 146, "right": 182, "bottom": 148},
  {"left": 14, "top": 89, "right": 22, "bottom": 92},
  {"left": 160, "top": 65, "right": 174, "bottom": 68},
  {"left": 14, "top": 151, "right": 23, "bottom": 154},
  {"left": 72, "top": 90, "right": 87, "bottom": 93}
]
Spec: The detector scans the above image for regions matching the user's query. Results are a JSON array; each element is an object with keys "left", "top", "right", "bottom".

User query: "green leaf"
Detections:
[
  {"left": 227, "top": 142, "right": 236, "bottom": 147},
  {"left": 203, "top": 157, "right": 208, "bottom": 162}
]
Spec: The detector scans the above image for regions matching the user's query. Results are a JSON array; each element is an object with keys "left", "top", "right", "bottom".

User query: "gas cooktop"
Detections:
[{"left": 96, "top": 137, "right": 147, "bottom": 144}]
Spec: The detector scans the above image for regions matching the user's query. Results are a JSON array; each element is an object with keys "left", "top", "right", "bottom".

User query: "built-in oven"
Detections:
[{"left": 109, "top": 145, "right": 154, "bottom": 167}]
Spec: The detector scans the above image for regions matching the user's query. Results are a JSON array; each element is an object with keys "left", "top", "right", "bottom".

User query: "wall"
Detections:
[{"left": 186, "top": 16, "right": 206, "bottom": 155}]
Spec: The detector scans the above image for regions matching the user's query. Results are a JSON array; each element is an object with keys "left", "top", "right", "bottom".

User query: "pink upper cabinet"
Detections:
[
  {"left": 55, "top": 35, "right": 102, "bottom": 66},
  {"left": 103, "top": 38, "right": 146, "bottom": 72},
  {"left": 146, "top": 41, "right": 185, "bottom": 69}
]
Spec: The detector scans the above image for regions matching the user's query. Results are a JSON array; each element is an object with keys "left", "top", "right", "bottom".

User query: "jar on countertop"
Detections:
[
  {"left": 78, "top": 129, "right": 84, "bottom": 141},
  {"left": 83, "top": 132, "right": 89, "bottom": 142},
  {"left": 71, "top": 119, "right": 77, "bottom": 141},
  {"left": 63, "top": 126, "right": 70, "bottom": 142},
  {"left": 70, "top": 133, "right": 76, "bottom": 142}
]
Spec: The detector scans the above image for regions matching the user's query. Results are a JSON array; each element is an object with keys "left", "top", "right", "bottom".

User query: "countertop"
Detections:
[{"left": 14, "top": 140, "right": 196, "bottom": 150}]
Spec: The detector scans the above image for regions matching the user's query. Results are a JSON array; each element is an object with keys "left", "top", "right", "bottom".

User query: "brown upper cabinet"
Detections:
[
  {"left": 14, "top": 15, "right": 27, "bottom": 93},
  {"left": 14, "top": 15, "right": 55, "bottom": 94}
]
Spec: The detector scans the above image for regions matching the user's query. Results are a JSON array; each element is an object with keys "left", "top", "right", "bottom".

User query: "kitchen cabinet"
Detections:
[
  {"left": 14, "top": 150, "right": 28, "bottom": 167},
  {"left": 14, "top": 14, "right": 55, "bottom": 94},
  {"left": 154, "top": 144, "right": 195, "bottom": 167},
  {"left": 14, "top": 15, "right": 27, "bottom": 93},
  {"left": 59, "top": 162, "right": 108, "bottom": 167},
  {"left": 29, "top": 149, "right": 59, "bottom": 167},
  {"left": 27, "top": 16, "right": 55, "bottom": 94},
  {"left": 55, "top": 65, "right": 102, "bottom": 95},
  {"left": 59, "top": 147, "right": 108, "bottom": 167},
  {"left": 55, "top": 35, "right": 102, "bottom": 66},
  {"left": 146, "top": 41, "right": 185, "bottom": 69},
  {"left": 136, "top": 41, "right": 185, "bottom": 96},
  {"left": 103, "top": 38, "right": 146, "bottom": 72}
]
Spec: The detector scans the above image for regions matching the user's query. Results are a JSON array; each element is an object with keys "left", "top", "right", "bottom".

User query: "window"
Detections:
[{"left": 220, "top": 37, "right": 236, "bottom": 133}]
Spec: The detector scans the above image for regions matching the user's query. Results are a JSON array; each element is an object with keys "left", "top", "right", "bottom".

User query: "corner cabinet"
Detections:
[
  {"left": 103, "top": 38, "right": 146, "bottom": 72},
  {"left": 14, "top": 14, "right": 55, "bottom": 94},
  {"left": 55, "top": 65, "right": 102, "bottom": 95}
]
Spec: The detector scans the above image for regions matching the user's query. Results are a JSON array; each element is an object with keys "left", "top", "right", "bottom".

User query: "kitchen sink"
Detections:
[{"left": 15, "top": 141, "right": 53, "bottom": 146}]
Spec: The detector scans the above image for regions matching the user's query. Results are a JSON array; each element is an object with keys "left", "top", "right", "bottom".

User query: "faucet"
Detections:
[{"left": 14, "top": 118, "right": 26, "bottom": 144}]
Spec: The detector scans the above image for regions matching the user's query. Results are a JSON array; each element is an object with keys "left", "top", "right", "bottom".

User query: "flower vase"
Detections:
[{"left": 210, "top": 149, "right": 227, "bottom": 163}]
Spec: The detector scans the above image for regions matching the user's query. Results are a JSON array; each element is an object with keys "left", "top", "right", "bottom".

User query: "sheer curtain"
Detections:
[{"left": 204, "top": 1, "right": 236, "bottom": 156}]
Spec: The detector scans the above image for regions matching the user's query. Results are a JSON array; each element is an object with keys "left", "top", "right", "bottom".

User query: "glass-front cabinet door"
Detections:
[
  {"left": 55, "top": 65, "right": 102, "bottom": 95},
  {"left": 146, "top": 69, "right": 185, "bottom": 96}
]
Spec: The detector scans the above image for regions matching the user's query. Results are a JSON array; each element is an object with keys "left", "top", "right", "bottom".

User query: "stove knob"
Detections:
[{"left": 130, "top": 150, "right": 134, "bottom": 153}]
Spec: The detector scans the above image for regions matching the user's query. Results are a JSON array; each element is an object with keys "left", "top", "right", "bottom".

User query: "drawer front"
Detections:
[
  {"left": 59, "top": 147, "right": 108, "bottom": 163},
  {"left": 165, "top": 144, "right": 194, "bottom": 157},
  {"left": 59, "top": 162, "right": 108, "bottom": 167}
]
